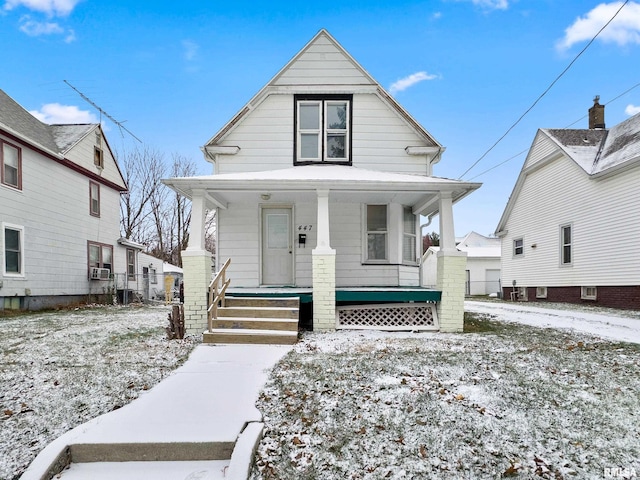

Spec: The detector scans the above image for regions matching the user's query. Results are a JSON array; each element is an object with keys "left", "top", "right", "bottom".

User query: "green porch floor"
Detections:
[{"left": 225, "top": 287, "right": 441, "bottom": 304}]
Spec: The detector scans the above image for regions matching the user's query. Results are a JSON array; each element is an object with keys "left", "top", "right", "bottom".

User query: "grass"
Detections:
[
  {"left": 250, "top": 313, "right": 640, "bottom": 479},
  {"left": 0, "top": 305, "right": 198, "bottom": 480}
]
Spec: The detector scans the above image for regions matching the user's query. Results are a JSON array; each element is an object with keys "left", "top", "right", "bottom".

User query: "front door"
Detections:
[{"left": 261, "top": 207, "right": 293, "bottom": 285}]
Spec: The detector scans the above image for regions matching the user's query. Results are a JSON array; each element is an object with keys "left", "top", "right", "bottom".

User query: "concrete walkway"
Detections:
[{"left": 20, "top": 344, "right": 292, "bottom": 480}]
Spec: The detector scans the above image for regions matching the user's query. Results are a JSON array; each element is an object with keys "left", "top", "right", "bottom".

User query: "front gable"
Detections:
[{"left": 204, "top": 29, "right": 442, "bottom": 176}]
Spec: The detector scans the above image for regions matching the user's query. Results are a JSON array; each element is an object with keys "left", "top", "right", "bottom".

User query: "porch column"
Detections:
[
  {"left": 312, "top": 189, "right": 336, "bottom": 331},
  {"left": 436, "top": 192, "right": 467, "bottom": 332},
  {"left": 182, "top": 189, "right": 211, "bottom": 335}
]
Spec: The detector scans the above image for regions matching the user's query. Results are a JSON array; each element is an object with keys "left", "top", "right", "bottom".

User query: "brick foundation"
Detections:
[{"left": 502, "top": 285, "right": 640, "bottom": 310}]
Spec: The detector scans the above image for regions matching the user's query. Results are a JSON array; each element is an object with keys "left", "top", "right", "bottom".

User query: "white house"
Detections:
[
  {"left": 0, "top": 88, "right": 129, "bottom": 310},
  {"left": 422, "top": 231, "right": 501, "bottom": 296},
  {"left": 164, "top": 30, "right": 481, "bottom": 334},
  {"left": 496, "top": 98, "right": 640, "bottom": 308}
]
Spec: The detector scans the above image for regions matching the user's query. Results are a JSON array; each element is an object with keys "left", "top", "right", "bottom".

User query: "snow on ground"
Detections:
[
  {"left": 0, "top": 305, "right": 198, "bottom": 480},
  {"left": 465, "top": 300, "right": 640, "bottom": 344},
  {"left": 251, "top": 307, "right": 640, "bottom": 479}
]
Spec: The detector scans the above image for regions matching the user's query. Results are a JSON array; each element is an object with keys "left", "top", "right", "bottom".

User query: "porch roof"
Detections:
[{"left": 163, "top": 165, "right": 481, "bottom": 217}]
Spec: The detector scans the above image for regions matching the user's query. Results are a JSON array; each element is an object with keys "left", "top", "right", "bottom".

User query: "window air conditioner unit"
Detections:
[{"left": 90, "top": 267, "right": 111, "bottom": 280}]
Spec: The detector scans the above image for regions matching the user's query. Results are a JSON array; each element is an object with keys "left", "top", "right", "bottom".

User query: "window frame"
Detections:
[
  {"left": 294, "top": 94, "right": 352, "bottom": 165},
  {"left": 1, "top": 140, "right": 22, "bottom": 190},
  {"left": 402, "top": 206, "right": 418, "bottom": 264},
  {"left": 364, "top": 204, "right": 388, "bottom": 263},
  {"left": 536, "top": 286, "right": 547, "bottom": 299},
  {"left": 127, "top": 248, "right": 136, "bottom": 280},
  {"left": 581, "top": 286, "right": 597, "bottom": 300},
  {"left": 513, "top": 237, "right": 524, "bottom": 257},
  {"left": 87, "top": 241, "right": 113, "bottom": 276},
  {"left": 560, "top": 223, "right": 572, "bottom": 266},
  {"left": 89, "top": 181, "right": 101, "bottom": 217},
  {"left": 3, "top": 223, "right": 25, "bottom": 276}
]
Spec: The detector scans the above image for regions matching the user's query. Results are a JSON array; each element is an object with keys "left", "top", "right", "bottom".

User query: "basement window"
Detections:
[
  {"left": 581, "top": 286, "right": 597, "bottom": 300},
  {"left": 536, "top": 286, "right": 547, "bottom": 299}
]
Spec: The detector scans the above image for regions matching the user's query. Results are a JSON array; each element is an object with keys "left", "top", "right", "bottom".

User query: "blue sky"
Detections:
[{"left": 2, "top": 0, "right": 640, "bottom": 237}]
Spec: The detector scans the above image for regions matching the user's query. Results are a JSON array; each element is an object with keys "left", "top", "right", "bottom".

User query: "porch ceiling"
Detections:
[{"left": 163, "top": 165, "right": 481, "bottom": 217}]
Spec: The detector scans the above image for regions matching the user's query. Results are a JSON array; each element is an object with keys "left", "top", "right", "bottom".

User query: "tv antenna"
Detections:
[{"left": 64, "top": 80, "right": 142, "bottom": 143}]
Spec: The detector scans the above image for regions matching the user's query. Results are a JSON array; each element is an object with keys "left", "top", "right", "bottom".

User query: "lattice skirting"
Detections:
[{"left": 336, "top": 303, "right": 439, "bottom": 331}]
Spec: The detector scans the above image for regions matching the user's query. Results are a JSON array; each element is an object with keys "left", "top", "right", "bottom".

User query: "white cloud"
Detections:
[
  {"left": 389, "top": 71, "right": 440, "bottom": 95},
  {"left": 456, "top": 0, "right": 509, "bottom": 11},
  {"left": 625, "top": 103, "right": 640, "bottom": 115},
  {"left": 29, "top": 103, "right": 98, "bottom": 124},
  {"left": 182, "top": 40, "right": 199, "bottom": 61},
  {"left": 3, "top": 0, "right": 81, "bottom": 16},
  {"left": 19, "top": 17, "right": 62, "bottom": 35},
  {"left": 557, "top": 1, "right": 640, "bottom": 51},
  {"left": 64, "top": 27, "right": 75, "bottom": 42}
]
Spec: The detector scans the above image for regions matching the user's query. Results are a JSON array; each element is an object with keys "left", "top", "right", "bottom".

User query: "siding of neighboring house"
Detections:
[
  {"left": 522, "top": 132, "right": 560, "bottom": 170},
  {"left": 61, "top": 129, "right": 124, "bottom": 187},
  {"left": 501, "top": 158, "right": 640, "bottom": 289}
]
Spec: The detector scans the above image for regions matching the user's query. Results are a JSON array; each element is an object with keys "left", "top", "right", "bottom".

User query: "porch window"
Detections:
[
  {"left": 90, "top": 181, "right": 100, "bottom": 217},
  {"left": 366, "top": 204, "right": 387, "bottom": 261},
  {"left": 402, "top": 207, "right": 417, "bottom": 263},
  {"left": 127, "top": 248, "right": 136, "bottom": 280},
  {"left": 88, "top": 241, "right": 112, "bottom": 272},
  {"left": 560, "top": 224, "right": 572, "bottom": 265},
  {"left": 3, "top": 223, "right": 24, "bottom": 275},
  {"left": 1, "top": 140, "right": 21, "bottom": 190},
  {"left": 513, "top": 237, "right": 524, "bottom": 257},
  {"left": 294, "top": 94, "right": 352, "bottom": 164}
]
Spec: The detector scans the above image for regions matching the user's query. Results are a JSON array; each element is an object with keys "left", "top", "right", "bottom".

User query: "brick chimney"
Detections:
[{"left": 589, "top": 95, "right": 605, "bottom": 129}]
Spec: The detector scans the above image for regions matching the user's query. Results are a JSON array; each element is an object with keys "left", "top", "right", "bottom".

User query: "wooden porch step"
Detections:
[
  {"left": 224, "top": 296, "right": 300, "bottom": 308},
  {"left": 212, "top": 317, "right": 298, "bottom": 332},
  {"left": 203, "top": 329, "right": 298, "bottom": 345},
  {"left": 217, "top": 306, "right": 299, "bottom": 319}
]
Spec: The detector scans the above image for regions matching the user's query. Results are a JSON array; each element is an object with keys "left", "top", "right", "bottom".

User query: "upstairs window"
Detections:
[
  {"left": 402, "top": 206, "right": 417, "bottom": 263},
  {"left": 94, "top": 146, "right": 104, "bottom": 168},
  {"left": 1, "top": 140, "right": 21, "bottom": 190},
  {"left": 560, "top": 224, "right": 572, "bottom": 265},
  {"left": 295, "top": 94, "right": 352, "bottom": 164},
  {"left": 90, "top": 181, "right": 100, "bottom": 217}
]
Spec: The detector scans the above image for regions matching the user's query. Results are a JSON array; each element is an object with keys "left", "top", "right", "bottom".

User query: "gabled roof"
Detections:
[
  {"left": 51, "top": 124, "right": 97, "bottom": 153},
  {"left": 204, "top": 29, "right": 440, "bottom": 150},
  {"left": 496, "top": 111, "right": 640, "bottom": 234}
]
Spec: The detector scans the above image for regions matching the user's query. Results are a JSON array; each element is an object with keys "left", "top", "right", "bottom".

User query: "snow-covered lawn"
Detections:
[
  {"left": 251, "top": 311, "right": 640, "bottom": 479},
  {"left": 0, "top": 305, "right": 198, "bottom": 480}
]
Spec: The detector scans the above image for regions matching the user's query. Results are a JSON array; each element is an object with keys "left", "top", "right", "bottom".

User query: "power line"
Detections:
[
  {"left": 64, "top": 80, "right": 142, "bottom": 143},
  {"left": 458, "top": 0, "right": 630, "bottom": 180},
  {"left": 466, "top": 79, "right": 640, "bottom": 180}
]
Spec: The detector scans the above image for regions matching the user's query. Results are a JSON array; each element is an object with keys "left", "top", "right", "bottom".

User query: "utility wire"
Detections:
[
  {"left": 458, "top": 0, "right": 630, "bottom": 180},
  {"left": 467, "top": 79, "right": 640, "bottom": 180}
]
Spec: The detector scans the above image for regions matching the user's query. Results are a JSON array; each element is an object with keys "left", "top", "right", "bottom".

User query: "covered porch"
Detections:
[{"left": 163, "top": 165, "right": 480, "bottom": 335}]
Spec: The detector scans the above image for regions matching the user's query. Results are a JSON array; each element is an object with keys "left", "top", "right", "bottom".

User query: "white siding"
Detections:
[
  {"left": 217, "top": 204, "right": 260, "bottom": 287},
  {"left": 523, "top": 132, "right": 558, "bottom": 170},
  {"left": 501, "top": 158, "right": 640, "bottom": 287},
  {"left": 0, "top": 138, "right": 122, "bottom": 298},
  {"left": 273, "top": 35, "right": 373, "bottom": 86},
  {"left": 64, "top": 128, "right": 126, "bottom": 188},
  {"left": 466, "top": 257, "right": 501, "bottom": 295},
  {"left": 216, "top": 93, "right": 430, "bottom": 175}
]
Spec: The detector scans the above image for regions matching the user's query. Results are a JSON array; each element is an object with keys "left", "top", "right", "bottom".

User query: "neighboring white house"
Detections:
[
  {"left": 164, "top": 30, "right": 481, "bottom": 333},
  {"left": 496, "top": 98, "right": 640, "bottom": 309},
  {"left": 0, "top": 88, "right": 130, "bottom": 310},
  {"left": 422, "top": 231, "right": 501, "bottom": 296}
]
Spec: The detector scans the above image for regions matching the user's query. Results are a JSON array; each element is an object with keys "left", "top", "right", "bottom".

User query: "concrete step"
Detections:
[
  {"left": 217, "top": 306, "right": 299, "bottom": 319},
  {"left": 212, "top": 316, "right": 298, "bottom": 332},
  {"left": 203, "top": 329, "right": 298, "bottom": 345},
  {"left": 225, "top": 296, "right": 300, "bottom": 308},
  {"left": 58, "top": 460, "right": 230, "bottom": 480}
]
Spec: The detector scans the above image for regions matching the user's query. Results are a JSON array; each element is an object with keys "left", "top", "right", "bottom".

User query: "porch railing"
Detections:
[{"left": 207, "top": 258, "right": 231, "bottom": 332}]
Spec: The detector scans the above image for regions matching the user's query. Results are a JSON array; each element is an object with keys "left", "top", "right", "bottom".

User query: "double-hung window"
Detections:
[
  {"left": 295, "top": 95, "right": 351, "bottom": 164},
  {"left": 402, "top": 207, "right": 417, "bottom": 263},
  {"left": 127, "top": 248, "right": 136, "bottom": 280},
  {"left": 513, "top": 238, "right": 524, "bottom": 257},
  {"left": 88, "top": 242, "right": 113, "bottom": 273},
  {"left": 1, "top": 140, "right": 21, "bottom": 190},
  {"left": 3, "top": 224, "right": 24, "bottom": 275},
  {"left": 90, "top": 181, "right": 100, "bottom": 217},
  {"left": 560, "top": 224, "right": 572, "bottom": 265},
  {"left": 366, "top": 205, "right": 387, "bottom": 261}
]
